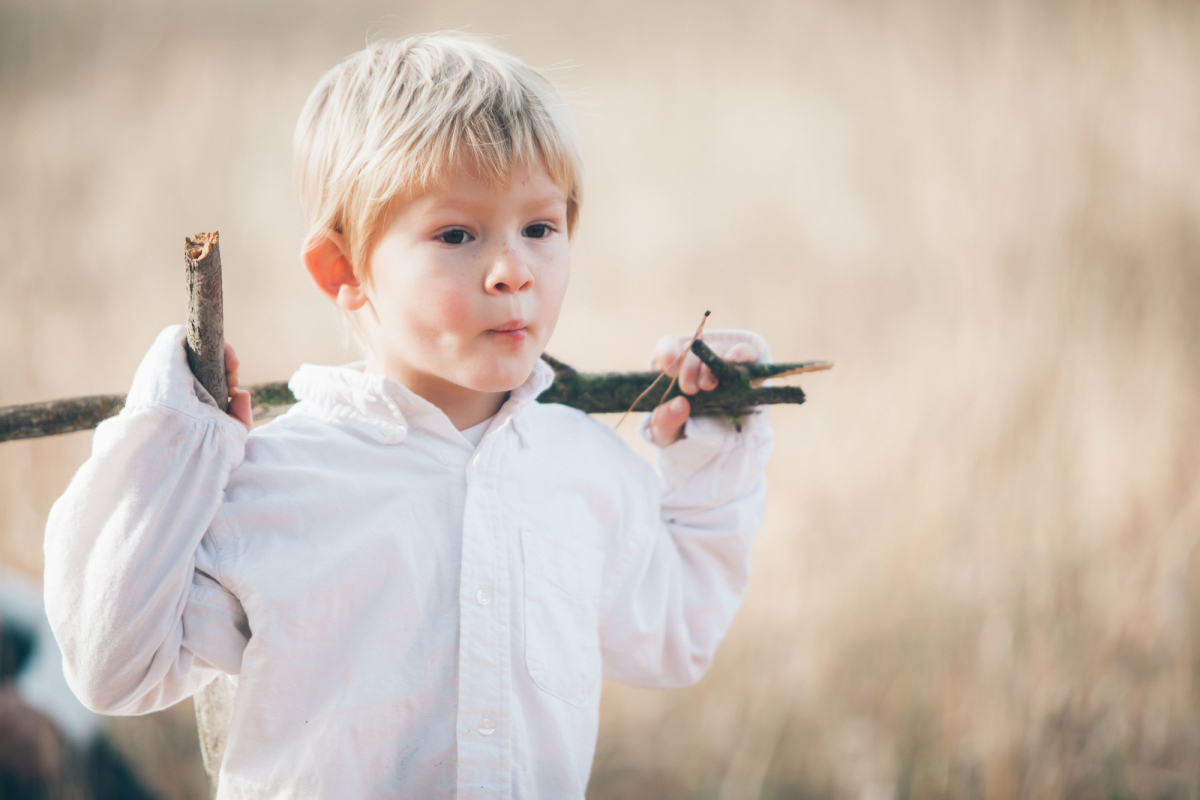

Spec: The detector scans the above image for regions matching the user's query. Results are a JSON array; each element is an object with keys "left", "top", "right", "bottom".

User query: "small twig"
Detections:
[
  {"left": 656, "top": 310, "right": 711, "bottom": 406},
  {"left": 612, "top": 372, "right": 669, "bottom": 431}
]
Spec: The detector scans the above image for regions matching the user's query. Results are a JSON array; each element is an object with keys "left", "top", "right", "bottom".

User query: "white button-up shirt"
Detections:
[{"left": 44, "top": 326, "right": 774, "bottom": 799}]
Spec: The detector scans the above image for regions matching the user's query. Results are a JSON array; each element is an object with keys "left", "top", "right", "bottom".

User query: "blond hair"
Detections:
[{"left": 294, "top": 32, "right": 583, "bottom": 281}]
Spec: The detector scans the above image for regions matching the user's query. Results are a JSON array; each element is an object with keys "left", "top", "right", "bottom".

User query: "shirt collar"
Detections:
[{"left": 286, "top": 357, "right": 557, "bottom": 445}]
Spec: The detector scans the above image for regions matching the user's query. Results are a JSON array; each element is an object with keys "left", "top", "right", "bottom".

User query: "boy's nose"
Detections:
[{"left": 486, "top": 247, "right": 534, "bottom": 294}]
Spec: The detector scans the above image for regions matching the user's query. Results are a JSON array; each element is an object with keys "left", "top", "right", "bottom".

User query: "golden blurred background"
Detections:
[{"left": 2, "top": 1, "right": 1200, "bottom": 797}]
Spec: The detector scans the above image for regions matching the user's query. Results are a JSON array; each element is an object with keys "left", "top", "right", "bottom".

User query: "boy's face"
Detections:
[{"left": 360, "top": 159, "right": 570, "bottom": 415}]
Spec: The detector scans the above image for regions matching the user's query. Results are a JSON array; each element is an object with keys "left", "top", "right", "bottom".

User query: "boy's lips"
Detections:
[{"left": 489, "top": 319, "right": 527, "bottom": 342}]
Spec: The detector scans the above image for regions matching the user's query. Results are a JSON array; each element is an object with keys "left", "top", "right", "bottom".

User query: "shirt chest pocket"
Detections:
[{"left": 521, "top": 526, "right": 604, "bottom": 707}]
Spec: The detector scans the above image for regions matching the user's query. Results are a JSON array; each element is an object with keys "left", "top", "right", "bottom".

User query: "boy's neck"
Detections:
[{"left": 365, "top": 355, "right": 507, "bottom": 431}]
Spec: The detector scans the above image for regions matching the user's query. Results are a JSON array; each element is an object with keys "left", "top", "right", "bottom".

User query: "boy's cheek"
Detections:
[
  {"left": 443, "top": 294, "right": 491, "bottom": 337},
  {"left": 536, "top": 263, "right": 571, "bottom": 323},
  {"left": 400, "top": 278, "right": 478, "bottom": 335}
]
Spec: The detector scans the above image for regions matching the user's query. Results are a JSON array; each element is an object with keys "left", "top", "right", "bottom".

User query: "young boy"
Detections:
[{"left": 43, "top": 33, "right": 773, "bottom": 798}]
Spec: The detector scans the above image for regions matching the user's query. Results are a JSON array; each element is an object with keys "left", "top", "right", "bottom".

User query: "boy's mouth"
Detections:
[{"left": 490, "top": 319, "right": 527, "bottom": 342}]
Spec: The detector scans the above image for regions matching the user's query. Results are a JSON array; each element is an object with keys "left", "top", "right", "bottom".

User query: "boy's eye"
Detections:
[
  {"left": 437, "top": 229, "right": 472, "bottom": 245},
  {"left": 523, "top": 223, "right": 553, "bottom": 239}
]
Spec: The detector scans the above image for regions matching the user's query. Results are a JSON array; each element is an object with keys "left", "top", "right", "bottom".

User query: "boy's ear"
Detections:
[{"left": 303, "top": 231, "right": 368, "bottom": 311}]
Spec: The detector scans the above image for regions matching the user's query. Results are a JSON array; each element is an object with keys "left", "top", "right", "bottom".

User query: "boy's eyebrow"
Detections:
[
  {"left": 419, "top": 190, "right": 569, "bottom": 216},
  {"left": 519, "top": 192, "right": 569, "bottom": 214}
]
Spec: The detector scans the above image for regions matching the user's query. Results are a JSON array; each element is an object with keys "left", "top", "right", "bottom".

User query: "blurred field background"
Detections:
[{"left": 2, "top": 0, "right": 1200, "bottom": 797}]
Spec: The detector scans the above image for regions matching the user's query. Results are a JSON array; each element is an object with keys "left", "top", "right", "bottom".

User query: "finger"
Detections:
[
  {"left": 698, "top": 362, "right": 718, "bottom": 392},
  {"left": 654, "top": 348, "right": 683, "bottom": 376},
  {"left": 224, "top": 342, "right": 239, "bottom": 372},
  {"left": 653, "top": 336, "right": 684, "bottom": 375},
  {"left": 648, "top": 395, "right": 690, "bottom": 447},
  {"left": 679, "top": 351, "right": 703, "bottom": 395},
  {"left": 723, "top": 342, "right": 760, "bottom": 364},
  {"left": 224, "top": 343, "right": 240, "bottom": 390},
  {"left": 228, "top": 388, "right": 253, "bottom": 432}
]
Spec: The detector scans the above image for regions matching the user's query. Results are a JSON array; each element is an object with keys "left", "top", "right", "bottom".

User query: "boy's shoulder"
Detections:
[
  {"left": 228, "top": 404, "right": 383, "bottom": 488},
  {"left": 522, "top": 398, "right": 612, "bottom": 437},
  {"left": 244, "top": 404, "right": 340, "bottom": 447},
  {"left": 519, "top": 401, "right": 654, "bottom": 471},
  {"left": 243, "top": 387, "right": 408, "bottom": 449}
]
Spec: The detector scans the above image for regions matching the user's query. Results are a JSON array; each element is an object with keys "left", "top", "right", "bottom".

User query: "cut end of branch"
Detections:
[
  {"left": 749, "top": 361, "right": 835, "bottom": 387},
  {"left": 185, "top": 231, "right": 220, "bottom": 262},
  {"left": 772, "top": 361, "right": 834, "bottom": 378}
]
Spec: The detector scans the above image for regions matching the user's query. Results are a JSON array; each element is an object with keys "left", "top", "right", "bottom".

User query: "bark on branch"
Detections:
[{"left": 184, "top": 232, "right": 228, "bottom": 413}]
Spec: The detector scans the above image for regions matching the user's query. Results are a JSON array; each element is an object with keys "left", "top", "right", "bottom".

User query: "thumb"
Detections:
[
  {"left": 228, "top": 388, "right": 253, "bottom": 432},
  {"left": 648, "top": 396, "right": 690, "bottom": 447}
]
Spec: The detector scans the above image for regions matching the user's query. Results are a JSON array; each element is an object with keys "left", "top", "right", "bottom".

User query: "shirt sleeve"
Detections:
[
  {"left": 43, "top": 325, "right": 251, "bottom": 715},
  {"left": 598, "top": 330, "right": 775, "bottom": 688}
]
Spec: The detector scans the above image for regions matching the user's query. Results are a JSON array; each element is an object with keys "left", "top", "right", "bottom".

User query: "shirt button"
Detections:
[
  {"left": 475, "top": 587, "right": 492, "bottom": 605},
  {"left": 478, "top": 717, "right": 496, "bottom": 736}
]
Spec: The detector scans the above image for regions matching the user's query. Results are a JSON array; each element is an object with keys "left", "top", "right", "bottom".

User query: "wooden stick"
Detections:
[
  {"left": 185, "top": 232, "right": 228, "bottom": 413},
  {"left": 195, "top": 675, "right": 235, "bottom": 799},
  {"left": 0, "top": 395, "right": 127, "bottom": 441},
  {"left": 181, "top": 231, "right": 234, "bottom": 795},
  {"left": 0, "top": 359, "right": 834, "bottom": 443}
]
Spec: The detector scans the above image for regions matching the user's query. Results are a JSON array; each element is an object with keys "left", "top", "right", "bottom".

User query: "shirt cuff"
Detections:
[{"left": 124, "top": 325, "right": 247, "bottom": 441}]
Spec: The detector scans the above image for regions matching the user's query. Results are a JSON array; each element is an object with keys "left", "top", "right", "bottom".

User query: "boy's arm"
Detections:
[
  {"left": 599, "top": 330, "right": 775, "bottom": 688},
  {"left": 43, "top": 326, "right": 251, "bottom": 715}
]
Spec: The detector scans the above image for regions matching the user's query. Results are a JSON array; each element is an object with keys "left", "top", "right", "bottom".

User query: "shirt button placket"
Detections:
[{"left": 456, "top": 444, "right": 514, "bottom": 797}]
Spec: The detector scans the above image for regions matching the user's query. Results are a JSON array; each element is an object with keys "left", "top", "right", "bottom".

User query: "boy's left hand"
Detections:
[
  {"left": 647, "top": 335, "right": 761, "bottom": 447},
  {"left": 224, "top": 343, "right": 253, "bottom": 432}
]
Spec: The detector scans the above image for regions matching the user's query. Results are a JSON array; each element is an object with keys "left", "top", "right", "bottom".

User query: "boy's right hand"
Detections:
[
  {"left": 224, "top": 343, "right": 253, "bottom": 432},
  {"left": 647, "top": 333, "right": 762, "bottom": 447}
]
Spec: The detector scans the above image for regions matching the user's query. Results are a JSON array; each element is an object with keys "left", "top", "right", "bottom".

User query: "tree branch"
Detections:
[{"left": 0, "top": 355, "right": 831, "bottom": 443}]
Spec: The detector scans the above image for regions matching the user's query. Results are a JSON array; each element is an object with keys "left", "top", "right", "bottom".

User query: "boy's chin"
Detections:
[{"left": 462, "top": 358, "right": 539, "bottom": 395}]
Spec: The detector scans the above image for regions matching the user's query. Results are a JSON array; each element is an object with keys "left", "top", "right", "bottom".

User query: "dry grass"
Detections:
[{"left": 2, "top": 1, "right": 1199, "bottom": 798}]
